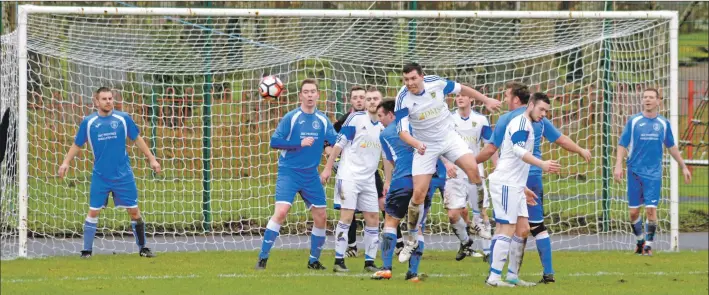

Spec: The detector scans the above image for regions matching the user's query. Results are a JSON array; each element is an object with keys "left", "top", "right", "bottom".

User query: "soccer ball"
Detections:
[{"left": 259, "top": 75, "right": 284, "bottom": 99}]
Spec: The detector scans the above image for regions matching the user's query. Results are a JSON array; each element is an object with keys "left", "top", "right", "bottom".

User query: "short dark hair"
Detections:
[
  {"left": 349, "top": 85, "right": 365, "bottom": 97},
  {"left": 530, "top": 92, "right": 551, "bottom": 105},
  {"left": 644, "top": 87, "right": 661, "bottom": 98},
  {"left": 402, "top": 62, "right": 423, "bottom": 76},
  {"left": 366, "top": 86, "right": 382, "bottom": 94},
  {"left": 505, "top": 81, "right": 530, "bottom": 104},
  {"left": 300, "top": 78, "right": 318, "bottom": 92},
  {"left": 95, "top": 87, "right": 111, "bottom": 95},
  {"left": 377, "top": 99, "right": 395, "bottom": 114}
]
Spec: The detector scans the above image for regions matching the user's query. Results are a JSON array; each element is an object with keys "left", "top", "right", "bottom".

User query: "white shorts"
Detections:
[
  {"left": 334, "top": 178, "right": 379, "bottom": 212},
  {"left": 489, "top": 181, "right": 527, "bottom": 225},
  {"left": 412, "top": 130, "right": 472, "bottom": 176},
  {"left": 444, "top": 178, "right": 490, "bottom": 211},
  {"left": 443, "top": 178, "right": 475, "bottom": 210}
]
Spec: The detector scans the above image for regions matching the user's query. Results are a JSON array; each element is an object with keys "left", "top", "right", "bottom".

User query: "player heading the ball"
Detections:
[
  {"left": 256, "top": 78, "right": 337, "bottom": 271},
  {"left": 58, "top": 87, "right": 162, "bottom": 259},
  {"left": 394, "top": 62, "right": 501, "bottom": 262}
]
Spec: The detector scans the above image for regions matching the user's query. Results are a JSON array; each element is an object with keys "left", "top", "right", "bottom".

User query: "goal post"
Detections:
[{"left": 4, "top": 5, "right": 679, "bottom": 259}]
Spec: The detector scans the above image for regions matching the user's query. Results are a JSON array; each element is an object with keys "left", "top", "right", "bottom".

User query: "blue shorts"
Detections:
[
  {"left": 627, "top": 170, "right": 661, "bottom": 208},
  {"left": 526, "top": 174, "right": 544, "bottom": 223},
  {"left": 385, "top": 176, "right": 433, "bottom": 219},
  {"left": 275, "top": 167, "right": 326, "bottom": 209},
  {"left": 429, "top": 177, "right": 445, "bottom": 202},
  {"left": 90, "top": 174, "right": 138, "bottom": 210}
]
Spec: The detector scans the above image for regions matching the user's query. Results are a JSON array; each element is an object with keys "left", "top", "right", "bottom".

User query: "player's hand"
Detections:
[
  {"left": 682, "top": 167, "right": 692, "bottom": 184},
  {"left": 542, "top": 160, "right": 561, "bottom": 174},
  {"left": 320, "top": 169, "right": 331, "bottom": 185},
  {"left": 383, "top": 181, "right": 390, "bottom": 198},
  {"left": 484, "top": 98, "right": 502, "bottom": 113},
  {"left": 445, "top": 162, "right": 457, "bottom": 178},
  {"left": 613, "top": 165, "right": 624, "bottom": 183},
  {"left": 150, "top": 159, "right": 162, "bottom": 174},
  {"left": 578, "top": 149, "right": 592, "bottom": 163},
  {"left": 301, "top": 137, "right": 315, "bottom": 147},
  {"left": 524, "top": 187, "right": 538, "bottom": 206},
  {"left": 57, "top": 163, "right": 69, "bottom": 178},
  {"left": 415, "top": 142, "right": 426, "bottom": 155}
]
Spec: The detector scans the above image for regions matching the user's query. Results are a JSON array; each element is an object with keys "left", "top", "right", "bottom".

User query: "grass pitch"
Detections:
[{"left": 2, "top": 249, "right": 707, "bottom": 295}]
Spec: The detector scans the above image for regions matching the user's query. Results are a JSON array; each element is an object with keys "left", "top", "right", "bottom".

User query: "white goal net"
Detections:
[{"left": 1, "top": 7, "right": 678, "bottom": 259}]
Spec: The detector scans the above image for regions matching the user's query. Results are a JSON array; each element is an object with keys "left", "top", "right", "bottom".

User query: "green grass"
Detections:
[
  {"left": 679, "top": 31, "right": 709, "bottom": 60},
  {"left": 1, "top": 250, "right": 707, "bottom": 295}
]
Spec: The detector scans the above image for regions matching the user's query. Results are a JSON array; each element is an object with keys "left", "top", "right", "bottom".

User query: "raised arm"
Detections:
[
  {"left": 542, "top": 118, "right": 591, "bottom": 163},
  {"left": 511, "top": 129, "right": 560, "bottom": 173},
  {"left": 271, "top": 114, "right": 303, "bottom": 150},
  {"left": 459, "top": 84, "right": 501, "bottom": 112}
]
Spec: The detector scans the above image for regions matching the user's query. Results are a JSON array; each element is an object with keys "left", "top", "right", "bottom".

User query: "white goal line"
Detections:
[{"left": 3, "top": 270, "right": 707, "bottom": 284}]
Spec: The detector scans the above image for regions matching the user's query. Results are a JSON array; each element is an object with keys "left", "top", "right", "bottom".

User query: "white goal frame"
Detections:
[{"left": 14, "top": 5, "right": 680, "bottom": 257}]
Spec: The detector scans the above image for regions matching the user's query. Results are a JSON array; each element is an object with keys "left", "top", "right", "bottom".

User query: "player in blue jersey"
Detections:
[
  {"left": 614, "top": 87, "right": 692, "bottom": 257},
  {"left": 371, "top": 99, "right": 439, "bottom": 282},
  {"left": 57, "top": 87, "right": 161, "bottom": 258},
  {"left": 477, "top": 82, "right": 591, "bottom": 284},
  {"left": 255, "top": 78, "right": 338, "bottom": 270}
]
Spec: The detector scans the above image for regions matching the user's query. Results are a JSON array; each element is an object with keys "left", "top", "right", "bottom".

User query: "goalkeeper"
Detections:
[{"left": 58, "top": 87, "right": 161, "bottom": 259}]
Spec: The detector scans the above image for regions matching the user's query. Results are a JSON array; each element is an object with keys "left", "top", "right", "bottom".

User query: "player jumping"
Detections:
[{"left": 394, "top": 62, "right": 501, "bottom": 263}]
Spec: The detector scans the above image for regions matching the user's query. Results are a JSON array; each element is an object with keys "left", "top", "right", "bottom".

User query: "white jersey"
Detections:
[
  {"left": 335, "top": 111, "right": 384, "bottom": 181},
  {"left": 488, "top": 111, "right": 535, "bottom": 187},
  {"left": 451, "top": 109, "right": 491, "bottom": 179},
  {"left": 395, "top": 75, "right": 462, "bottom": 143}
]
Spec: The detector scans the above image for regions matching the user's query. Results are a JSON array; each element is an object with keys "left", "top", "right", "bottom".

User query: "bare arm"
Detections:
[
  {"left": 613, "top": 145, "right": 627, "bottom": 182},
  {"left": 320, "top": 145, "right": 343, "bottom": 184},
  {"left": 476, "top": 144, "right": 498, "bottom": 164},
  {"left": 459, "top": 84, "right": 501, "bottom": 112},
  {"left": 58, "top": 144, "right": 82, "bottom": 178},
  {"left": 555, "top": 135, "right": 591, "bottom": 163},
  {"left": 399, "top": 131, "right": 425, "bottom": 154},
  {"left": 669, "top": 145, "right": 692, "bottom": 184},
  {"left": 133, "top": 136, "right": 161, "bottom": 173},
  {"left": 491, "top": 147, "right": 499, "bottom": 167}
]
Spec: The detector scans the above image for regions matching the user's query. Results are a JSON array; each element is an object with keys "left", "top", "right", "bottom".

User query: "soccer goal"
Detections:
[{"left": 0, "top": 6, "right": 679, "bottom": 259}]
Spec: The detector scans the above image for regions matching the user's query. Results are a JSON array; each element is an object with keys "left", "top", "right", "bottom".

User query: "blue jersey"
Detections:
[
  {"left": 529, "top": 117, "right": 562, "bottom": 176},
  {"left": 74, "top": 111, "right": 139, "bottom": 181},
  {"left": 271, "top": 108, "right": 337, "bottom": 169},
  {"left": 618, "top": 113, "right": 675, "bottom": 179},
  {"left": 380, "top": 124, "right": 414, "bottom": 181}
]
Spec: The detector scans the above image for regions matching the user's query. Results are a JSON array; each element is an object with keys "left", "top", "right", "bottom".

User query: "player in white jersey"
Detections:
[
  {"left": 442, "top": 94, "right": 494, "bottom": 262},
  {"left": 394, "top": 63, "right": 501, "bottom": 261},
  {"left": 321, "top": 90, "right": 386, "bottom": 272},
  {"left": 485, "top": 93, "right": 561, "bottom": 287}
]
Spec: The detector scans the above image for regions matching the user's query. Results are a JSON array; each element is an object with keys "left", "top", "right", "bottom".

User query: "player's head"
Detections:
[
  {"left": 527, "top": 92, "right": 551, "bottom": 122},
  {"left": 93, "top": 87, "right": 114, "bottom": 113},
  {"left": 642, "top": 87, "right": 661, "bottom": 113},
  {"left": 365, "top": 86, "right": 383, "bottom": 115},
  {"left": 299, "top": 78, "right": 320, "bottom": 109},
  {"left": 376, "top": 99, "right": 396, "bottom": 127},
  {"left": 504, "top": 81, "right": 530, "bottom": 110},
  {"left": 349, "top": 85, "right": 366, "bottom": 111},
  {"left": 455, "top": 93, "right": 473, "bottom": 109},
  {"left": 402, "top": 62, "right": 425, "bottom": 95}
]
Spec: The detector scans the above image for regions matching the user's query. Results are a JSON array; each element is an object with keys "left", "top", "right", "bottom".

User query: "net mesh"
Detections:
[{"left": 0, "top": 13, "right": 673, "bottom": 259}]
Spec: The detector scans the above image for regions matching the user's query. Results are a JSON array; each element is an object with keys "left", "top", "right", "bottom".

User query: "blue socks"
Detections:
[
  {"left": 83, "top": 217, "right": 98, "bottom": 251},
  {"left": 259, "top": 219, "right": 281, "bottom": 260},
  {"left": 381, "top": 228, "right": 397, "bottom": 270},
  {"left": 535, "top": 231, "right": 554, "bottom": 275},
  {"left": 408, "top": 240, "right": 425, "bottom": 274},
  {"left": 309, "top": 227, "right": 326, "bottom": 264}
]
